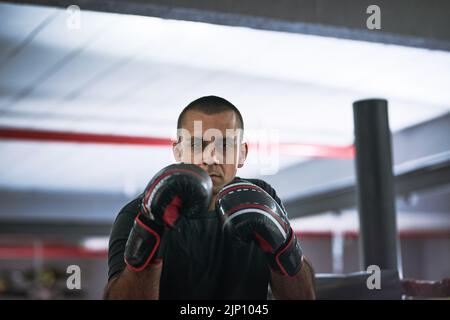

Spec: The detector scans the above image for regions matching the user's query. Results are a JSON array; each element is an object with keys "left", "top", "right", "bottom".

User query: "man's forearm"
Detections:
[
  {"left": 270, "top": 257, "right": 316, "bottom": 300},
  {"left": 103, "top": 260, "right": 162, "bottom": 300}
]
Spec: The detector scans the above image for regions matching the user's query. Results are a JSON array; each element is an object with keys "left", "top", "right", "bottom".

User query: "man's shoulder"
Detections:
[
  {"left": 115, "top": 193, "right": 143, "bottom": 220},
  {"left": 237, "top": 177, "right": 275, "bottom": 193}
]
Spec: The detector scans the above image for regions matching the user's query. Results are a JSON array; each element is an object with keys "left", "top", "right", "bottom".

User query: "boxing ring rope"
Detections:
[{"left": 0, "top": 127, "right": 355, "bottom": 159}]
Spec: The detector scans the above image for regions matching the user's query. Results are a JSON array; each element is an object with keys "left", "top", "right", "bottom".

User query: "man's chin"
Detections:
[
  {"left": 212, "top": 179, "right": 227, "bottom": 194},
  {"left": 212, "top": 176, "right": 235, "bottom": 194},
  {"left": 212, "top": 185, "right": 223, "bottom": 194}
]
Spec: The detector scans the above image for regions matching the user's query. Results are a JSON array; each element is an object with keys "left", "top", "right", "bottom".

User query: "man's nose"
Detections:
[{"left": 202, "top": 143, "right": 220, "bottom": 165}]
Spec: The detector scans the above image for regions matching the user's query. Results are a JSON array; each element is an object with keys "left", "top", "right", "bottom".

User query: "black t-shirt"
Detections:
[{"left": 107, "top": 177, "right": 285, "bottom": 299}]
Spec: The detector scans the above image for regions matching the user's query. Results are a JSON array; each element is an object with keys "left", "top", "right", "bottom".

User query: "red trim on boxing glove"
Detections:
[
  {"left": 142, "top": 169, "right": 203, "bottom": 215},
  {"left": 254, "top": 231, "right": 274, "bottom": 253},
  {"left": 272, "top": 230, "right": 304, "bottom": 277},
  {"left": 124, "top": 212, "right": 163, "bottom": 272},
  {"left": 161, "top": 195, "right": 182, "bottom": 227},
  {"left": 275, "top": 231, "right": 295, "bottom": 276}
]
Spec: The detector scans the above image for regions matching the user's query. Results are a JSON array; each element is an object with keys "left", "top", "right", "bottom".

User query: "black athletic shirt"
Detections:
[{"left": 107, "top": 177, "right": 286, "bottom": 299}]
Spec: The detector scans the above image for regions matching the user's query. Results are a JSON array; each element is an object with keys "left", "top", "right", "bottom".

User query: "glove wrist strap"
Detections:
[
  {"left": 124, "top": 213, "right": 164, "bottom": 272},
  {"left": 267, "top": 230, "right": 303, "bottom": 277}
]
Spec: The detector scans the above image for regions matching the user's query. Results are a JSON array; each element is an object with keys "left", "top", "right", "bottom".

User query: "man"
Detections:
[{"left": 104, "top": 96, "right": 315, "bottom": 299}]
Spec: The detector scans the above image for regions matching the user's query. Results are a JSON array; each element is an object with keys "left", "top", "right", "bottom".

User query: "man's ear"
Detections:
[
  {"left": 173, "top": 142, "right": 182, "bottom": 162},
  {"left": 237, "top": 142, "right": 248, "bottom": 168}
]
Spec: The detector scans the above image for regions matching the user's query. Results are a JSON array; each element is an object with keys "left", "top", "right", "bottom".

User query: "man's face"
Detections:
[{"left": 174, "top": 110, "right": 247, "bottom": 194}]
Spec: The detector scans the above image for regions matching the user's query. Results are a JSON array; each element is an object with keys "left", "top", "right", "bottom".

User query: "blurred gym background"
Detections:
[{"left": 0, "top": 1, "right": 449, "bottom": 299}]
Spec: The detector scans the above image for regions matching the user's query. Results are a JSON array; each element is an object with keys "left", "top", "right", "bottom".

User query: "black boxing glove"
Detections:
[
  {"left": 125, "top": 163, "right": 212, "bottom": 271},
  {"left": 216, "top": 179, "right": 303, "bottom": 276}
]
